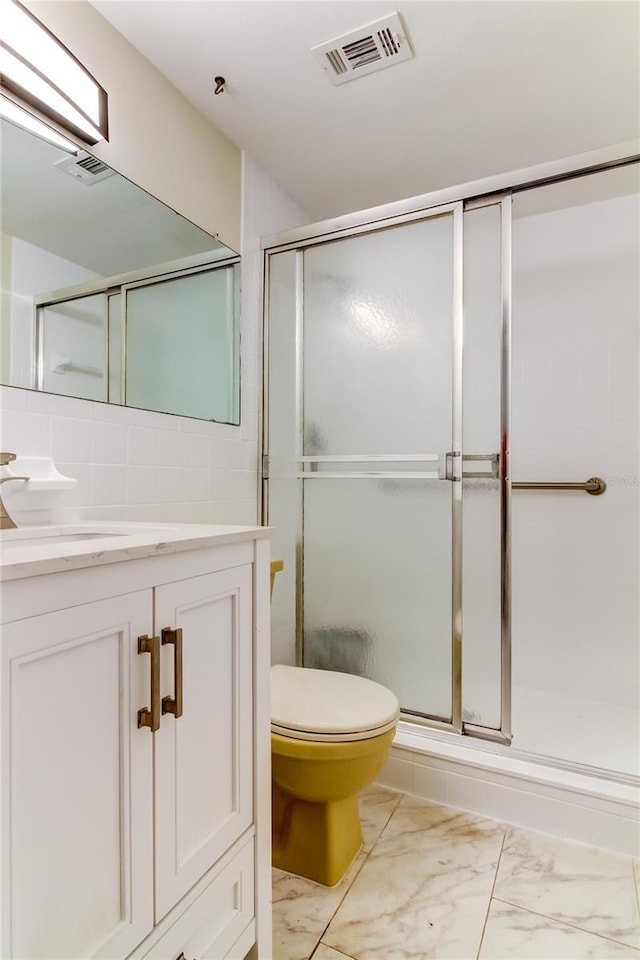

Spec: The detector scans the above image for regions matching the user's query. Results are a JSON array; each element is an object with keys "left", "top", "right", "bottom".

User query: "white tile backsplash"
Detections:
[
  {"left": 89, "top": 400, "right": 136, "bottom": 425},
  {"left": 136, "top": 408, "right": 181, "bottom": 432},
  {"left": 191, "top": 469, "right": 209, "bottom": 502},
  {"left": 1, "top": 409, "right": 50, "bottom": 454},
  {"left": 92, "top": 463, "right": 127, "bottom": 506},
  {"left": 92, "top": 420, "right": 128, "bottom": 464},
  {"left": 157, "top": 428, "right": 188, "bottom": 466},
  {"left": 1, "top": 386, "right": 258, "bottom": 523},
  {"left": 156, "top": 465, "right": 190, "bottom": 504},
  {"left": 186, "top": 434, "right": 210, "bottom": 469},
  {"left": 126, "top": 426, "right": 158, "bottom": 466},
  {"left": 57, "top": 462, "right": 93, "bottom": 508},
  {"left": 26, "top": 390, "right": 92, "bottom": 419},
  {"left": 0, "top": 386, "right": 28, "bottom": 411},
  {"left": 127, "top": 465, "right": 158, "bottom": 505},
  {"left": 51, "top": 417, "right": 94, "bottom": 463}
]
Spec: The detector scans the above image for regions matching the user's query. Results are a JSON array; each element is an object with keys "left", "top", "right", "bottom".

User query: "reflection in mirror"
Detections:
[
  {"left": 39, "top": 293, "right": 106, "bottom": 400},
  {"left": 0, "top": 115, "right": 240, "bottom": 423}
]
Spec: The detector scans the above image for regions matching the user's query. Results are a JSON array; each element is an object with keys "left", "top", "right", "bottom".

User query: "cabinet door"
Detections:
[
  {"left": 1, "top": 592, "right": 154, "bottom": 959},
  {"left": 154, "top": 565, "right": 253, "bottom": 919}
]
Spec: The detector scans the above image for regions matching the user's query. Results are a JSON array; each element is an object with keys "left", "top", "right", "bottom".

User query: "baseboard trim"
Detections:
[{"left": 376, "top": 731, "right": 639, "bottom": 857}]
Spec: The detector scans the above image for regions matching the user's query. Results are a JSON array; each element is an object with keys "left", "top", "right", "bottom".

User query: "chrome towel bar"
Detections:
[{"left": 512, "top": 477, "right": 606, "bottom": 495}]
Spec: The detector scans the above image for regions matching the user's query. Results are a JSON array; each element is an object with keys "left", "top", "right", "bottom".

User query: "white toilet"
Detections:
[{"left": 271, "top": 665, "right": 399, "bottom": 885}]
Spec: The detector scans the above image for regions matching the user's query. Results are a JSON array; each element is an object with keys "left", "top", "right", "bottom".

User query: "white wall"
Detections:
[
  {"left": 240, "top": 153, "right": 309, "bottom": 464},
  {"left": 510, "top": 185, "right": 639, "bottom": 775},
  {"left": 0, "top": 155, "right": 308, "bottom": 525}
]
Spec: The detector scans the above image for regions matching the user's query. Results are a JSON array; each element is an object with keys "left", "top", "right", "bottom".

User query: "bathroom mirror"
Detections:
[{"left": 0, "top": 116, "right": 240, "bottom": 423}]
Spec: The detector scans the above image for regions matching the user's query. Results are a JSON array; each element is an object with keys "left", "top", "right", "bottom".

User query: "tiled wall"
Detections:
[
  {"left": 0, "top": 383, "right": 258, "bottom": 524},
  {"left": 378, "top": 737, "right": 640, "bottom": 858},
  {"left": 0, "top": 155, "right": 308, "bottom": 525}
]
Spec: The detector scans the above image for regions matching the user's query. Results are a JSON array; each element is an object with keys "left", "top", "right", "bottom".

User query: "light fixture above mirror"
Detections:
[
  {"left": 0, "top": 95, "right": 77, "bottom": 152},
  {"left": 0, "top": 0, "right": 108, "bottom": 144}
]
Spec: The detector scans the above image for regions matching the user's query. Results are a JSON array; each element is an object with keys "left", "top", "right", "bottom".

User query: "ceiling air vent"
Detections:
[
  {"left": 312, "top": 12, "right": 414, "bottom": 86},
  {"left": 54, "top": 151, "right": 114, "bottom": 185}
]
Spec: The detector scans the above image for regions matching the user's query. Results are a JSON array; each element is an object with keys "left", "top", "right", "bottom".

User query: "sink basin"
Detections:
[
  {"left": 0, "top": 522, "right": 192, "bottom": 558},
  {"left": 0, "top": 523, "right": 185, "bottom": 556},
  {"left": 0, "top": 530, "right": 127, "bottom": 552}
]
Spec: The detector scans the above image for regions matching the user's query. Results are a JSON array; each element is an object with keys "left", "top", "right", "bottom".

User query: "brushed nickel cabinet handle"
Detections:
[
  {"left": 137, "top": 634, "right": 161, "bottom": 732},
  {"left": 161, "top": 627, "right": 183, "bottom": 719}
]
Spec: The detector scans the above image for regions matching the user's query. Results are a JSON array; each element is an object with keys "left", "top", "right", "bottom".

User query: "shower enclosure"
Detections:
[{"left": 263, "top": 154, "right": 639, "bottom": 784}]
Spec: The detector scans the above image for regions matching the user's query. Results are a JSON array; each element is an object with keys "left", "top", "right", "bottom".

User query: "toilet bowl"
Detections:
[{"left": 271, "top": 664, "right": 399, "bottom": 886}]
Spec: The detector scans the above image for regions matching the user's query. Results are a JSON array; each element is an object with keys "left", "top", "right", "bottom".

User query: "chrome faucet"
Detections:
[{"left": 0, "top": 453, "right": 29, "bottom": 530}]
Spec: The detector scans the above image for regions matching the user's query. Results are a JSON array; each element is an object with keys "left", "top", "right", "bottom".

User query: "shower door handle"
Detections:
[
  {"left": 462, "top": 453, "right": 500, "bottom": 479},
  {"left": 441, "top": 451, "right": 462, "bottom": 482},
  {"left": 440, "top": 452, "right": 500, "bottom": 481}
]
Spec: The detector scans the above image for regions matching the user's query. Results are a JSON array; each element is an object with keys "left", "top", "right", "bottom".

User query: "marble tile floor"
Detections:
[{"left": 272, "top": 785, "right": 640, "bottom": 960}]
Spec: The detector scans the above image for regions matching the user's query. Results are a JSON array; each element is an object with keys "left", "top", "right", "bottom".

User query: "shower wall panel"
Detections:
[{"left": 511, "top": 167, "right": 640, "bottom": 775}]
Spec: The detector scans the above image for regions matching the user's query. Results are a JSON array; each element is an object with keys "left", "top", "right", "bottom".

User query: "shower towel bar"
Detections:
[{"left": 512, "top": 477, "right": 606, "bottom": 495}]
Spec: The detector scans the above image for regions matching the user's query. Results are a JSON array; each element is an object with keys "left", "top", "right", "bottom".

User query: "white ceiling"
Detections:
[{"left": 91, "top": 1, "right": 640, "bottom": 222}]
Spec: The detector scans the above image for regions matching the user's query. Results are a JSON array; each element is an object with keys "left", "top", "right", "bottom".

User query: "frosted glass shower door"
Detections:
[{"left": 267, "top": 208, "right": 462, "bottom": 723}]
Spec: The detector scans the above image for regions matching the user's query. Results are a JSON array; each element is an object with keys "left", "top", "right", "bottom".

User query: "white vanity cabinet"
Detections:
[
  {"left": 0, "top": 526, "right": 272, "bottom": 960},
  {"left": 2, "top": 589, "right": 154, "bottom": 959},
  {"left": 153, "top": 565, "right": 254, "bottom": 921}
]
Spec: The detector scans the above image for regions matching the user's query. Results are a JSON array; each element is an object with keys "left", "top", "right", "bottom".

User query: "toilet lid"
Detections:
[{"left": 271, "top": 665, "right": 399, "bottom": 742}]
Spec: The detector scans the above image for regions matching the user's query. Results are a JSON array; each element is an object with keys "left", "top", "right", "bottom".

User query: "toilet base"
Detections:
[{"left": 272, "top": 781, "right": 363, "bottom": 886}]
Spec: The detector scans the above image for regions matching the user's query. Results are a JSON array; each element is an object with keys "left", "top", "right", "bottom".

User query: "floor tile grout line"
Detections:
[
  {"left": 311, "top": 846, "right": 373, "bottom": 959},
  {"left": 309, "top": 943, "right": 356, "bottom": 960},
  {"left": 475, "top": 826, "right": 507, "bottom": 960},
  {"left": 368, "top": 789, "right": 404, "bottom": 847},
  {"left": 271, "top": 857, "right": 365, "bottom": 960},
  {"left": 312, "top": 791, "right": 403, "bottom": 959},
  {"left": 492, "top": 896, "right": 640, "bottom": 951},
  {"left": 274, "top": 792, "right": 640, "bottom": 960}
]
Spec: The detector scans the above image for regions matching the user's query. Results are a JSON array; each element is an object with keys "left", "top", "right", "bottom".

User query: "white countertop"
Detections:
[{"left": 0, "top": 522, "right": 271, "bottom": 581}]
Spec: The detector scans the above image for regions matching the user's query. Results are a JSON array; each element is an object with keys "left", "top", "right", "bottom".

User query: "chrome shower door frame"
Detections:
[
  {"left": 262, "top": 196, "right": 515, "bottom": 744},
  {"left": 261, "top": 140, "right": 640, "bottom": 751}
]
